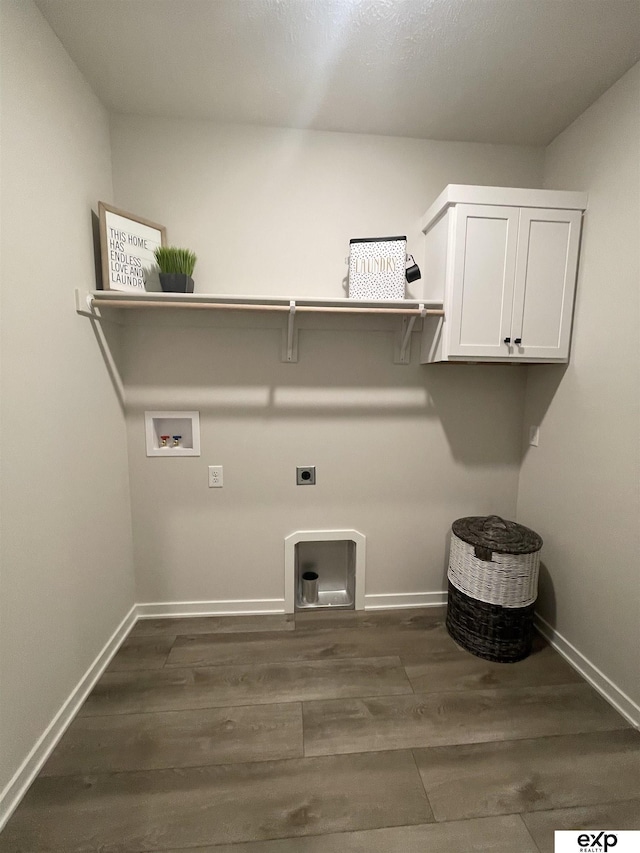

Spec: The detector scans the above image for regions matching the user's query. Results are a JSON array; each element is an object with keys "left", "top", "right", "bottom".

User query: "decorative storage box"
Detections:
[
  {"left": 446, "top": 515, "right": 543, "bottom": 663},
  {"left": 348, "top": 236, "right": 407, "bottom": 299}
]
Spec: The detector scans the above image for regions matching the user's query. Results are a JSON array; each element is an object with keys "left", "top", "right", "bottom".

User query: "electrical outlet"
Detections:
[
  {"left": 208, "top": 465, "right": 223, "bottom": 488},
  {"left": 296, "top": 466, "right": 316, "bottom": 485},
  {"left": 529, "top": 426, "right": 540, "bottom": 447}
]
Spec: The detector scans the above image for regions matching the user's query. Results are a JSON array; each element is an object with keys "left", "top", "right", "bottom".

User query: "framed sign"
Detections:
[{"left": 98, "top": 202, "right": 167, "bottom": 292}]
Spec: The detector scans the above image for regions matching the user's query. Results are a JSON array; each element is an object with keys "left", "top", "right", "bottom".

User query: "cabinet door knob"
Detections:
[
  {"left": 514, "top": 337, "right": 522, "bottom": 345},
  {"left": 504, "top": 337, "right": 511, "bottom": 344}
]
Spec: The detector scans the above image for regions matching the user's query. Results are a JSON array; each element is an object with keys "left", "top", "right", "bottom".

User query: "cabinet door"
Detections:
[
  {"left": 511, "top": 208, "right": 582, "bottom": 360},
  {"left": 447, "top": 204, "right": 520, "bottom": 358}
]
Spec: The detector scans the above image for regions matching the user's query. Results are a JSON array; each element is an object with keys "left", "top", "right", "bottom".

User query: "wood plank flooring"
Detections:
[{"left": 1, "top": 607, "right": 637, "bottom": 853}]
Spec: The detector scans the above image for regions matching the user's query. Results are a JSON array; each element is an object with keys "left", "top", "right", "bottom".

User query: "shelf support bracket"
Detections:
[
  {"left": 73, "top": 290, "right": 125, "bottom": 407},
  {"left": 75, "top": 288, "right": 97, "bottom": 318},
  {"left": 394, "top": 303, "right": 426, "bottom": 364},
  {"left": 281, "top": 300, "right": 299, "bottom": 363}
]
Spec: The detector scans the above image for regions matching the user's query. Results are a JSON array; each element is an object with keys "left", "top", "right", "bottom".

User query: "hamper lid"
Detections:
[
  {"left": 349, "top": 236, "right": 406, "bottom": 244},
  {"left": 452, "top": 515, "right": 542, "bottom": 555}
]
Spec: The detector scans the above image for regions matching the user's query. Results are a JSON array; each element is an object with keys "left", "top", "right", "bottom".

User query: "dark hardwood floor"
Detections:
[{"left": 1, "top": 607, "right": 638, "bottom": 852}]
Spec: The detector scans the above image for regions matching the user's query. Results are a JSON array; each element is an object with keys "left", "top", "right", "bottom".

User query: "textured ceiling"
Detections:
[{"left": 36, "top": 0, "right": 640, "bottom": 145}]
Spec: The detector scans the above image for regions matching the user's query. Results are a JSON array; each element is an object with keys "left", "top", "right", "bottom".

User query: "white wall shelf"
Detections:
[{"left": 75, "top": 289, "right": 444, "bottom": 364}]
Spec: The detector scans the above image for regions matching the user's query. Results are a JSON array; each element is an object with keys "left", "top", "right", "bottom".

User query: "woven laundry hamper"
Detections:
[{"left": 446, "top": 515, "right": 543, "bottom": 663}]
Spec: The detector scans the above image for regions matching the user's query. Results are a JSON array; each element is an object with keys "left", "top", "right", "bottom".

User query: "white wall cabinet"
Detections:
[{"left": 419, "top": 186, "right": 587, "bottom": 363}]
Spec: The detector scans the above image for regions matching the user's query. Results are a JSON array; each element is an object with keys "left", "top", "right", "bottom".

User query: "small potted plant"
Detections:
[{"left": 154, "top": 246, "right": 197, "bottom": 293}]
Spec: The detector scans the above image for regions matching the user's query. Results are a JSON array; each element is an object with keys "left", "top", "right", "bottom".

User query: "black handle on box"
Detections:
[{"left": 405, "top": 255, "right": 421, "bottom": 283}]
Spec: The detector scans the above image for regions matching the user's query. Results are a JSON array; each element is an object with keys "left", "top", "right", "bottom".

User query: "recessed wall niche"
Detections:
[
  {"left": 284, "top": 530, "right": 366, "bottom": 613},
  {"left": 144, "top": 411, "right": 200, "bottom": 457}
]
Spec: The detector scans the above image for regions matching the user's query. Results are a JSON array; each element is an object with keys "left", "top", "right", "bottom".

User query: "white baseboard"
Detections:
[
  {"left": 0, "top": 604, "right": 137, "bottom": 833},
  {"left": 136, "top": 599, "right": 286, "bottom": 618},
  {"left": 138, "top": 595, "right": 446, "bottom": 617},
  {"left": 364, "top": 591, "right": 447, "bottom": 610},
  {"left": 535, "top": 613, "right": 640, "bottom": 729}
]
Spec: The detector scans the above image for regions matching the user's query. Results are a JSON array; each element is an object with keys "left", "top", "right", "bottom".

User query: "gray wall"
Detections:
[
  {"left": 518, "top": 62, "right": 640, "bottom": 710},
  {"left": 0, "top": 0, "right": 135, "bottom": 803},
  {"left": 109, "top": 117, "right": 543, "bottom": 605}
]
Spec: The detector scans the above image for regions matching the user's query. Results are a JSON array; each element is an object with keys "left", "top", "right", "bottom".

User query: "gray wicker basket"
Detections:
[{"left": 446, "top": 515, "right": 543, "bottom": 663}]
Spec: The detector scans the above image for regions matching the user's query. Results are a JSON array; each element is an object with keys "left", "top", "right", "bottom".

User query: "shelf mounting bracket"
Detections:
[
  {"left": 394, "top": 303, "right": 426, "bottom": 364},
  {"left": 75, "top": 288, "right": 97, "bottom": 318},
  {"left": 281, "top": 300, "right": 299, "bottom": 363}
]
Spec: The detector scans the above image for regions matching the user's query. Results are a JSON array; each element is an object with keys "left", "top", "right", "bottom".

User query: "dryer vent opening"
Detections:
[
  {"left": 295, "top": 539, "right": 356, "bottom": 611},
  {"left": 284, "top": 529, "right": 366, "bottom": 614}
]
